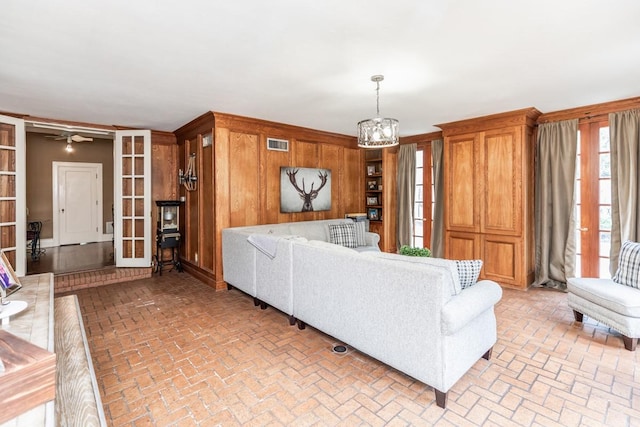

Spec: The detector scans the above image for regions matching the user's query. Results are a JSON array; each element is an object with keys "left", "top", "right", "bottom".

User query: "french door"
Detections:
[
  {"left": 576, "top": 120, "right": 611, "bottom": 278},
  {"left": 114, "top": 130, "right": 152, "bottom": 268},
  {"left": 413, "top": 144, "right": 434, "bottom": 248},
  {"left": 0, "top": 114, "right": 26, "bottom": 276}
]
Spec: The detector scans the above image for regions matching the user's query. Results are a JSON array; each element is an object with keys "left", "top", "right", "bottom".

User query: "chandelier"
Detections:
[{"left": 357, "top": 75, "right": 399, "bottom": 148}]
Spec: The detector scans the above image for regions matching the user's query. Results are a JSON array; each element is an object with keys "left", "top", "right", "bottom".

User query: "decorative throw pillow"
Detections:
[
  {"left": 456, "top": 260, "right": 483, "bottom": 290},
  {"left": 613, "top": 240, "right": 640, "bottom": 289},
  {"left": 353, "top": 221, "right": 367, "bottom": 246},
  {"left": 328, "top": 223, "right": 357, "bottom": 248}
]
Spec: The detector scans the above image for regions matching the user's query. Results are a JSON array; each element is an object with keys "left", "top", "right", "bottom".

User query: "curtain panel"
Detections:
[
  {"left": 397, "top": 144, "right": 416, "bottom": 248},
  {"left": 431, "top": 139, "right": 444, "bottom": 258},
  {"left": 609, "top": 109, "right": 640, "bottom": 274},
  {"left": 534, "top": 120, "right": 578, "bottom": 290}
]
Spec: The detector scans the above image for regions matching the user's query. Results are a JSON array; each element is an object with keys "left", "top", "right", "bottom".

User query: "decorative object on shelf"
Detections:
[
  {"left": 281, "top": 167, "right": 331, "bottom": 212},
  {"left": 367, "top": 165, "right": 376, "bottom": 175},
  {"left": 368, "top": 208, "right": 379, "bottom": 221},
  {"left": 357, "top": 75, "right": 399, "bottom": 148},
  {"left": 179, "top": 153, "right": 197, "bottom": 191},
  {"left": 367, "top": 196, "right": 378, "bottom": 206},
  {"left": 368, "top": 180, "right": 377, "bottom": 190},
  {"left": 399, "top": 245, "right": 432, "bottom": 257}
]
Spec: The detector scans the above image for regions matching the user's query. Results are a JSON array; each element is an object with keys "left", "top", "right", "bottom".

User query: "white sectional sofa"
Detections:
[
  {"left": 222, "top": 219, "right": 503, "bottom": 408},
  {"left": 222, "top": 219, "right": 380, "bottom": 323}
]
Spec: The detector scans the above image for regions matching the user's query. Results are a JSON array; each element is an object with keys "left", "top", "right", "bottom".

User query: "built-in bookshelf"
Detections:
[{"left": 364, "top": 149, "right": 383, "bottom": 222}]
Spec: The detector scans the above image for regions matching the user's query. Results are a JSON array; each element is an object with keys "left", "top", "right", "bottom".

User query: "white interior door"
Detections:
[
  {"left": 114, "top": 130, "right": 152, "bottom": 267},
  {"left": 53, "top": 162, "right": 102, "bottom": 245},
  {"left": 0, "top": 114, "right": 26, "bottom": 276}
]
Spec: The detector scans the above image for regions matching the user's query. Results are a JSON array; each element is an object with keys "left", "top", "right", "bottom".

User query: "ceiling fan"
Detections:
[
  {"left": 46, "top": 133, "right": 94, "bottom": 143},
  {"left": 46, "top": 133, "right": 94, "bottom": 152}
]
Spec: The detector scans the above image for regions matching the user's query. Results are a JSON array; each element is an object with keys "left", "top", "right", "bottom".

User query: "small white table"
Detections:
[{"left": 0, "top": 301, "right": 28, "bottom": 326}]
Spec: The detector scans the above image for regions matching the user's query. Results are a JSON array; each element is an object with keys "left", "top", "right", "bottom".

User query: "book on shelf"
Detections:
[{"left": 345, "top": 213, "right": 368, "bottom": 221}]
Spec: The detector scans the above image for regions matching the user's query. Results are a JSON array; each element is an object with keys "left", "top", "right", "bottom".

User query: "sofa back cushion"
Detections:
[
  {"left": 363, "top": 252, "right": 461, "bottom": 295},
  {"left": 288, "top": 223, "right": 327, "bottom": 241},
  {"left": 613, "top": 240, "right": 640, "bottom": 289}
]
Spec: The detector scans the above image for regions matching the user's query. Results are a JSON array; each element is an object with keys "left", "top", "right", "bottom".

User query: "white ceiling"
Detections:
[{"left": 2, "top": 0, "right": 640, "bottom": 137}]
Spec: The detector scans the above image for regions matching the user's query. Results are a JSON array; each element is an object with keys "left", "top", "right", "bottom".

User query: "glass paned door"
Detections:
[
  {"left": 0, "top": 114, "right": 26, "bottom": 276},
  {"left": 114, "top": 130, "right": 151, "bottom": 267},
  {"left": 576, "top": 121, "right": 611, "bottom": 278},
  {"left": 413, "top": 145, "right": 433, "bottom": 249}
]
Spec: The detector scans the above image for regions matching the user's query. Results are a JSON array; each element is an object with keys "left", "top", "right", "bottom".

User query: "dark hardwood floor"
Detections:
[{"left": 27, "top": 241, "right": 114, "bottom": 275}]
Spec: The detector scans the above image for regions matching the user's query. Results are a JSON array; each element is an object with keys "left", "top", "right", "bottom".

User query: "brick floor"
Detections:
[{"left": 72, "top": 274, "right": 640, "bottom": 426}]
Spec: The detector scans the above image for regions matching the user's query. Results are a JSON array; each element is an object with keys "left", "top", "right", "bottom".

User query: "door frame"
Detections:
[{"left": 52, "top": 161, "right": 103, "bottom": 246}]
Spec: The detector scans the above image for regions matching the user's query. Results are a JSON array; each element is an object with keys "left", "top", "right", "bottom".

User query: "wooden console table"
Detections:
[{"left": 0, "top": 273, "right": 55, "bottom": 427}]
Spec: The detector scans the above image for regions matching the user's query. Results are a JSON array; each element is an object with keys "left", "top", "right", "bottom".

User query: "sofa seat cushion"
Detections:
[{"left": 567, "top": 277, "right": 640, "bottom": 318}]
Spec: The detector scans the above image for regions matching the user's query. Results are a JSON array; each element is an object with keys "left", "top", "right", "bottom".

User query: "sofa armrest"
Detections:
[
  {"left": 364, "top": 232, "right": 380, "bottom": 248},
  {"left": 441, "top": 280, "right": 502, "bottom": 336}
]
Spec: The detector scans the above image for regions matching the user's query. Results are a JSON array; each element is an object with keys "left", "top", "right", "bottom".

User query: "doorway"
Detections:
[{"left": 53, "top": 162, "right": 103, "bottom": 245}]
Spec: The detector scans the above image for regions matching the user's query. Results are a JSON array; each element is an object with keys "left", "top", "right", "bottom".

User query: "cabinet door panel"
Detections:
[
  {"left": 445, "top": 231, "right": 480, "bottom": 260},
  {"left": 482, "top": 235, "right": 522, "bottom": 287},
  {"left": 483, "top": 127, "right": 522, "bottom": 235},
  {"left": 445, "top": 134, "right": 480, "bottom": 232}
]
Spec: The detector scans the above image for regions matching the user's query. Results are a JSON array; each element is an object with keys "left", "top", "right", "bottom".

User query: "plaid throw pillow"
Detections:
[
  {"left": 456, "top": 260, "right": 483, "bottom": 290},
  {"left": 328, "top": 223, "right": 357, "bottom": 248},
  {"left": 353, "top": 221, "right": 367, "bottom": 246},
  {"left": 613, "top": 240, "right": 640, "bottom": 289}
]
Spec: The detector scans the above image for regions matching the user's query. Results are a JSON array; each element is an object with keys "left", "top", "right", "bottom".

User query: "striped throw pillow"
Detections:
[{"left": 613, "top": 240, "right": 640, "bottom": 289}]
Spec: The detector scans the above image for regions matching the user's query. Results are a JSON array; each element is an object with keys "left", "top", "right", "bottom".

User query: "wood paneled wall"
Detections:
[
  {"left": 150, "top": 131, "right": 179, "bottom": 260},
  {"left": 174, "top": 112, "right": 363, "bottom": 289}
]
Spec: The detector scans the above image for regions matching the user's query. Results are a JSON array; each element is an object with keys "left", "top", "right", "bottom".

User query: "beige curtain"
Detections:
[
  {"left": 609, "top": 109, "right": 640, "bottom": 275},
  {"left": 431, "top": 139, "right": 444, "bottom": 258},
  {"left": 534, "top": 120, "right": 578, "bottom": 290},
  {"left": 397, "top": 143, "right": 416, "bottom": 248}
]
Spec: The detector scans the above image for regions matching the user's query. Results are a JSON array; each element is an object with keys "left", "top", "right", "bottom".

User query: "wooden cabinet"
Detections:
[
  {"left": 363, "top": 147, "right": 397, "bottom": 253},
  {"left": 438, "top": 108, "right": 540, "bottom": 290}
]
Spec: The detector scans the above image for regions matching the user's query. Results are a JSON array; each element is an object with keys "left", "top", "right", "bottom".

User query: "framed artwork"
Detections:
[
  {"left": 367, "top": 196, "right": 378, "bottom": 206},
  {"left": 368, "top": 208, "right": 379, "bottom": 221},
  {"left": 280, "top": 167, "right": 331, "bottom": 212},
  {"left": 368, "top": 180, "right": 377, "bottom": 190},
  {"left": 0, "top": 251, "right": 22, "bottom": 298},
  {"left": 367, "top": 165, "right": 376, "bottom": 175}
]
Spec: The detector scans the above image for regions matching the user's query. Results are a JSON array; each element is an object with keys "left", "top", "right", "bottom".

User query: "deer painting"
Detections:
[{"left": 285, "top": 168, "right": 329, "bottom": 212}]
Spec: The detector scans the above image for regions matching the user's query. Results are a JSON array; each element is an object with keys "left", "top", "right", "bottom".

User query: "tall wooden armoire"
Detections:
[{"left": 437, "top": 108, "right": 541, "bottom": 290}]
